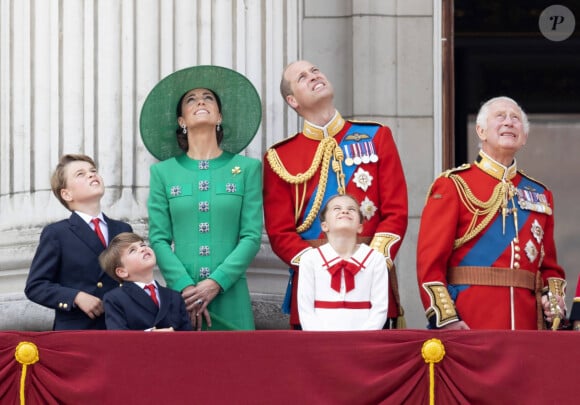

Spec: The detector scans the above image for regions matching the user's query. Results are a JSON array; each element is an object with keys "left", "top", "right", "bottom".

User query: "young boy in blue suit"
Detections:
[
  {"left": 25, "top": 154, "right": 132, "bottom": 330},
  {"left": 99, "top": 232, "right": 192, "bottom": 331}
]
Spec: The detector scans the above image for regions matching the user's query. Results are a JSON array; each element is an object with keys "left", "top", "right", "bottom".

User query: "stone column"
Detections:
[{"left": 0, "top": 0, "right": 301, "bottom": 330}]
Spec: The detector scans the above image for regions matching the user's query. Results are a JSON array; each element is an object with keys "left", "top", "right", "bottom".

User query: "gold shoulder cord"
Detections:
[
  {"left": 266, "top": 137, "right": 345, "bottom": 233},
  {"left": 449, "top": 174, "right": 508, "bottom": 249}
]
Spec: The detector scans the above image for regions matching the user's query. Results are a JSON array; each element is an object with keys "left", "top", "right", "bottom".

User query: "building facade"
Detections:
[{"left": 0, "top": 0, "right": 454, "bottom": 329}]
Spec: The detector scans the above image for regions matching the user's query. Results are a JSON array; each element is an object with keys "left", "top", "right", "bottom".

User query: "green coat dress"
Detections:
[{"left": 148, "top": 152, "right": 263, "bottom": 330}]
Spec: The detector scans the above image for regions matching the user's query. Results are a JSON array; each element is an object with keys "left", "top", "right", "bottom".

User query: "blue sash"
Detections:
[
  {"left": 281, "top": 268, "right": 294, "bottom": 314},
  {"left": 448, "top": 177, "right": 540, "bottom": 300},
  {"left": 458, "top": 176, "right": 539, "bottom": 267},
  {"left": 283, "top": 123, "right": 380, "bottom": 314},
  {"left": 298, "top": 124, "right": 380, "bottom": 240}
]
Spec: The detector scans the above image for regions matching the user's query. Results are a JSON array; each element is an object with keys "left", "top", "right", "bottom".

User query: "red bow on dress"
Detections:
[{"left": 327, "top": 260, "right": 361, "bottom": 293}]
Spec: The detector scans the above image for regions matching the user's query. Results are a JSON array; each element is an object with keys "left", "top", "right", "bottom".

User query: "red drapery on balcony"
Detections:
[{"left": 0, "top": 330, "right": 578, "bottom": 404}]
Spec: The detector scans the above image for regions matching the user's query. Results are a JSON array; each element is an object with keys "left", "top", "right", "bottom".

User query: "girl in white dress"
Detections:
[{"left": 297, "top": 194, "right": 389, "bottom": 331}]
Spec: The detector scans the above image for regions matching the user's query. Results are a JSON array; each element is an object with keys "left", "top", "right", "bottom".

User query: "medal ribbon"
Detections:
[
  {"left": 458, "top": 176, "right": 540, "bottom": 266},
  {"left": 299, "top": 124, "right": 380, "bottom": 240}
]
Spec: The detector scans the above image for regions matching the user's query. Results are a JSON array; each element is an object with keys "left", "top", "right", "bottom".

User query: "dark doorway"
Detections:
[{"left": 455, "top": 0, "right": 580, "bottom": 163}]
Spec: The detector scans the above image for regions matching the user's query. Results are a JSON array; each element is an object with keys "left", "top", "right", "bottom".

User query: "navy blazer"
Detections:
[
  {"left": 103, "top": 281, "right": 192, "bottom": 331},
  {"left": 25, "top": 212, "right": 132, "bottom": 330}
]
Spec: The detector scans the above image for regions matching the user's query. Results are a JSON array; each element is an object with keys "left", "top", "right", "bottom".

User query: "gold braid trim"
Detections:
[
  {"left": 449, "top": 174, "right": 508, "bottom": 249},
  {"left": 546, "top": 277, "right": 566, "bottom": 298},
  {"left": 332, "top": 145, "right": 346, "bottom": 194},
  {"left": 266, "top": 138, "right": 343, "bottom": 233},
  {"left": 266, "top": 138, "right": 332, "bottom": 184},
  {"left": 422, "top": 282, "right": 459, "bottom": 327}
]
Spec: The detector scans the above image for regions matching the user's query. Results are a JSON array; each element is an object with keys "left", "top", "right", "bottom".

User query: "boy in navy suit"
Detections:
[
  {"left": 99, "top": 232, "right": 192, "bottom": 331},
  {"left": 25, "top": 154, "right": 133, "bottom": 330}
]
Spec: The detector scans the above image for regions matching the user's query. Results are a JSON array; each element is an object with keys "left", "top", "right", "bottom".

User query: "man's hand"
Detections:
[
  {"left": 541, "top": 294, "right": 566, "bottom": 323},
  {"left": 73, "top": 291, "right": 104, "bottom": 319},
  {"left": 152, "top": 327, "right": 175, "bottom": 332},
  {"left": 441, "top": 320, "right": 470, "bottom": 330}
]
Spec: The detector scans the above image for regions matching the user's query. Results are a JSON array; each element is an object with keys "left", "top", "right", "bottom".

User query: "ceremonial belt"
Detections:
[
  {"left": 448, "top": 266, "right": 538, "bottom": 291},
  {"left": 314, "top": 300, "right": 372, "bottom": 309},
  {"left": 306, "top": 236, "right": 372, "bottom": 248},
  {"left": 449, "top": 266, "right": 544, "bottom": 330}
]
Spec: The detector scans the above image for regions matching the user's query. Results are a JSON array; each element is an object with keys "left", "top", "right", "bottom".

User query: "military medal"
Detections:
[
  {"left": 368, "top": 142, "right": 378, "bottom": 162},
  {"left": 361, "top": 142, "right": 370, "bottom": 164},
  {"left": 360, "top": 196, "right": 377, "bottom": 220},
  {"left": 516, "top": 187, "right": 552, "bottom": 215},
  {"left": 531, "top": 219, "right": 544, "bottom": 244},
  {"left": 353, "top": 167, "right": 373, "bottom": 191},
  {"left": 343, "top": 145, "right": 354, "bottom": 166},
  {"left": 353, "top": 143, "right": 362, "bottom": 165},
  {"left": 525, "top": 239, "right": 538, "bottom": 263}
]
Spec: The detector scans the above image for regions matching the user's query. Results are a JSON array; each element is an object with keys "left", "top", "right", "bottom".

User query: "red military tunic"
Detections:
[
  {"left": 417, "top": 151, "right": 566, "bottom": 330},
  {"left": 263, "top": 111, "right": 408, "bottom": 326}
]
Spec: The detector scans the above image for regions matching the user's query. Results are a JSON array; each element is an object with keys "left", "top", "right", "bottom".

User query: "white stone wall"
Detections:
[{"left": 0, "top": 0, "right": 439, "bottom": 329}]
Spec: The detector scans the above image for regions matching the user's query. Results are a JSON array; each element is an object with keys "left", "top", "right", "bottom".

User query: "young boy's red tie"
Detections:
[
  {"left": 144, "top": 284, "right": 159, "bottom": 307},
  {"left": 91, "top": 218, "right": 107, "bottom": 247}
]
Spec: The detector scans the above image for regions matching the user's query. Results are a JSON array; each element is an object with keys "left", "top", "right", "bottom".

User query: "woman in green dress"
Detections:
[{"left": 140, "top": 66, "right": 263, "bottom": 330}]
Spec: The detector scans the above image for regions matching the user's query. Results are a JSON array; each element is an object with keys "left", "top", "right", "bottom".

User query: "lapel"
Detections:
[
  {"left": 103, "top": 213, "right": 120, "bottom": 241},
  {"left": 122, "top": 281, "right": 159, "bottom": 315},
  {"left": 68, "top": 212, "right": 106, "bottom": 255},
  {"left": 155, "top": 285, "right": 172, "bottom": 323}
]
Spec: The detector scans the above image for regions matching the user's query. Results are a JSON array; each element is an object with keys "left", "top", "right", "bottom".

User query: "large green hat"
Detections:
[{"left": 139, "top": 65, "right": 262, "bottom": 160}]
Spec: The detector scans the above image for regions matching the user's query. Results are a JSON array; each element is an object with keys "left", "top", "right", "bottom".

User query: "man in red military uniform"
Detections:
[
  {"left": 417, "top": 96, "right": 566, "bottom": 330},
  {"left": 263, "top": 60, "right": 408, "bottom": 329}
]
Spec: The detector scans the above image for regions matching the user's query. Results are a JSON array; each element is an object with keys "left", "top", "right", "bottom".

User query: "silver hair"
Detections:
[{"left": 475, "top": 96, "right": 530, "bottom": 134}]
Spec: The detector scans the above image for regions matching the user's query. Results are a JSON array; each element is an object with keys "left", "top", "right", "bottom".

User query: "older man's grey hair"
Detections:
[{"left": 475, "top": 96, "right": 530, "bottom": 135}]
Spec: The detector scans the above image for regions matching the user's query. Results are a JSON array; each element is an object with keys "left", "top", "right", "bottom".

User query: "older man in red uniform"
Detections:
[
  {"left": 417, "top": 96, "right": 566, "bottom": 330},
  {"left": 263, "top": 60, "right": 408, "bottom": 329}
]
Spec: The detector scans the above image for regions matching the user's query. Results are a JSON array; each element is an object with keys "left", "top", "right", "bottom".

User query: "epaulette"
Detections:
[
  {"left": 518, "top": 169, "right": 550, "bottom": 189},
  {"left": 347, "top": 119, "right": 383, "bottom": 127},
  {"left": 423, "top": 163, "right": 471, "bottom": 206},
  {"left": 266, "top": 132, "right": 300, "bottom": 151},
  {"left": 441, "top": 163, "right": 471, "bottom": 178}
]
